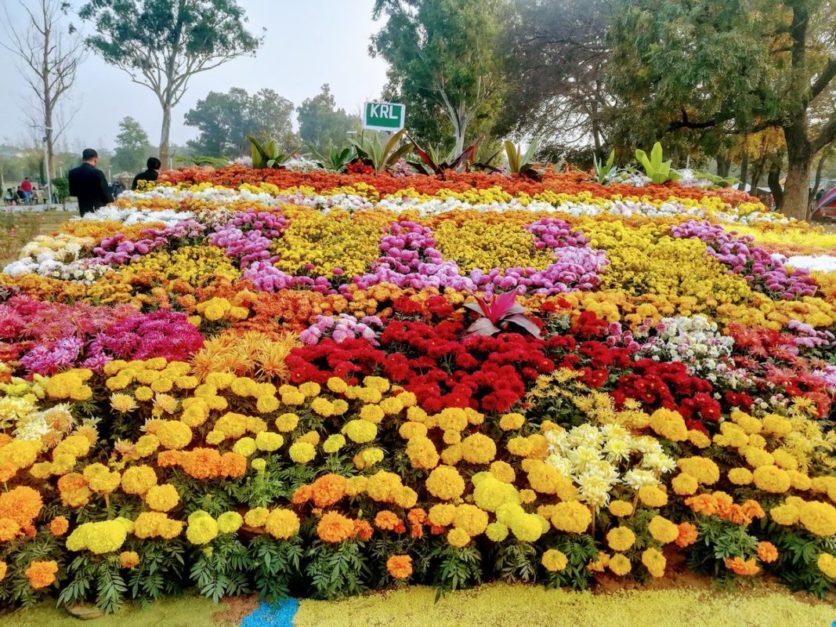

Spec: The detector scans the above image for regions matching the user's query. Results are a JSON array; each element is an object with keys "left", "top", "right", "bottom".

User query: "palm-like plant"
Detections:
[
  {"left": 635, "top": 142, "right": 680, "bottom": 184},
  {"left": 247, "top": 135, "right": 290, "bottom": 169},
  {"left": 350, "top": 129, "right": 413, "bottom": 173},
  {"left": 464, "top": 292, "right": 541, "bottom": 338},
  {"left": 504, "top": 138, "right": 542, "bottom": 179}
]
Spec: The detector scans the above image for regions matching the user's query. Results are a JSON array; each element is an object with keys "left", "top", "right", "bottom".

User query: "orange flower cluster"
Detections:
[
  {"left": 724, "top": 556, "right": 761, "bottom": 576},
  {"left": 684, "top": 492, "right": 765, "bottom": 525},
  {"left": 0, "top": 486, "right": 43, "bottom": 541},
  {"left": 157, "top": 448, "right": 247, "bottom": 480}
]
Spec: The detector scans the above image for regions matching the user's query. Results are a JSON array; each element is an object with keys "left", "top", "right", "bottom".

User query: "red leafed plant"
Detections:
[{"left": 464, "top": 291, "right": 541, "bottom": 338}]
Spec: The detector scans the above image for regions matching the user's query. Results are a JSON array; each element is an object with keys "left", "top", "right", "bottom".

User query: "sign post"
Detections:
[{"left": 363, "top": 101, "right": 406, "bottom": 132}]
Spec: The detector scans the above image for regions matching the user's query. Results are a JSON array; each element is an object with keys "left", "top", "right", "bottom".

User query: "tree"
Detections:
[
  {"left": 370, "top": 0, "right": 510, "bottom": 153},
  {"left": 608, "top": 0, "right": 836, "bottom": 218},
  {"left": 297, "top": 84, "right": 359, "bottom": 153},
  {"left": 185, "top": 87, "right": 295, "bottom": 157},
  {"left": 1, "top": 0, "right": 85, "bottom": 181},
  {"left": 78, "top": 0, "right": 261, "bottom": 169},
  {"left": 112, "top": 116, "right": 151, "bottom": 172},
  {"left": 500, "top": 0, "right": 615, "bottom": 156}
]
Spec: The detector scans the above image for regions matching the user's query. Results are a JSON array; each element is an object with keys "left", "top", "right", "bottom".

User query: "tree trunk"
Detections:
[
  {"left": 739, "top": 151, "right": 749, "bottom": 191},
  {"left": 716, "top": 156, "right": 731, "bottom": 177},
  {"left": 811, "top": 149, "right": 828, "bottom": 200},
  {"left": 767, "top": 163, "right": 784, "bottom": 212},
  {"left": 750, "top": 159, "right": 763, "bottom": 193},
  {"left": 159, "top": 103, "right": 172, "bottom": 169},
  {"left": 781, "top": 158, "right": 811, "bottom": 220}
]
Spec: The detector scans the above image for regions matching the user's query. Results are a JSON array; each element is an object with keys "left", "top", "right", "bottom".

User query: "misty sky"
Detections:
[{"left": 0, "top": 0, "right": 389, "bottom": 153}]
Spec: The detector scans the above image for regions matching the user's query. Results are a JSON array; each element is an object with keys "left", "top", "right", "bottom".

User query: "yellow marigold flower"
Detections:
[
  {"left": 255, "top": 431, "right": 284, "bottom": 452},
  {"left": 111, "top": 393, "right": 137, "bottom": 413},
  {"left": 728, "top": 467, "right": 753, "bottom": 485},
  {"left": 121, "top": 465, "right": 157, "bottom": 495},
  {"left": 66, "top": 519, "right": 131, "bottom": 554},
  {"left": 343, "top": 419, "right": 377, "bottom": 443},
  {"left": 379, "top": 397, "right": 403, "bottom": 415},
  {"left": 671, "top": 473, "right": 699, "bottom": 496},
  {"left": 687, "top": 430, "right": 711, "bottom": 449},
  {"left": 499, "top": 413, "right": 525, "bottom": 431},
  {"left": 256, "top": 395, "right": 280, "bottom": 414},
  {"left": 447, "top": 527, "right": 470, "bottom": 548},
  {"left": 233, "top": 437, "right": 258, "bottom": 457},
  {"left": 750, "top": 464, "right": 790, "bottom": 494},
  {"left": 798, "top": 501, "right": 836, "bottom": 537},
  {"left": 275, "top": 413, "right": 299, "bottom": 432},
  {"left": 770, "top": 503, "right": 800, "bottom": 526},
  {"left": 425, "top": 465, "right": 465, "bottom": 501},
  {"left": 638, "top": 485, "right": 668, "bottom": 507},
  {"left": 406, "top": 436, "right": 439, "bottom": 470},
  {"left": 608, "top": 500, "right": 634, "bottom": 518},
  {"left": 289, "top": 441, "right": 316, "bottom": 464},
  {"left": 642, "top": 548, "right": 666, "bottom": 577},
  {"left": 299, "top": 381, "right": 321, "bottom": 397},
  {"left": 244, "top": 507, "right": 269, "bottom": 528},
  {"left": 428, "top": 504, "right": 457, "bottom": 527},
  {"left": 154, "top": 421, "right": 192, "bottom": 450},
  {"left": 817, "top": 553, "right": 836, "bottom": 578},
  {"left": 134, "top": 386, "right": 154, "bottom": 402},
  {"left": 606, "top": 527, "right": 636, "bottom": 552},
  {"left": 608, "top": 553, "right": 632, "bottom": 576},
  {"left": 676, "top": 457, "right": 719, "bottom": 485},
  {"left": 489, "top": 461, "right": 516, "bottom": 484},
  {"left": 217, "top": 512, "right": 243, "bottom": 534},
  {"left": 145, "top": 484, "right": 180, "bottom": 512},
  {"left": 550, "top": 501, "right": 591, "bottom": 534},
  {"left": 473, "top": 474, "right": 519, "bottom": 512},
  {"left": 186, "top": 511, "right": 218, "bottom": 545},
  {"left": 762, "top": 414, "right": 793, "bottom": 437},
  {"left": 743, "top": 446, "right": 774, "bottom": 469},
  {"left": 460, "top": 433, "right": 496, "bottom": 465},
  {"left": 542, "top": 549, "right": 568, "bottom": 572},
  {"left": 359, "top": 404, "right": 385, "bottom": 424},
  {"left": 649, "top": 408, "right": 688, "bottom": 442},
  {"left": 485, "top": 521, "right": 509, "bottom": 542},
  {"left": 648, "top": 516, "right": 679, "bottom": 544},
  {"left": 788, "top": 470, "right": 811, "bottom": 491},
  {"left": 453, "top": 504, "right": 489, "bottom": 536},
  {"left": 311, "top": 397, "right": 334, "bottom": 417},
  {"left": 322, "top": 434, "right": 346, "bottom": 454},
  {"left": 327, "top": 377, "right": 348, "bottom": 394},
  {"left": 398, "top": 421, "right": 428, "bottom": 440}
]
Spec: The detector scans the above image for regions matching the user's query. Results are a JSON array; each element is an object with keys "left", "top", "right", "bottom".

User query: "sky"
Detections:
[{"left": 0, "top": 0, "right": 390, "bottom": 153}]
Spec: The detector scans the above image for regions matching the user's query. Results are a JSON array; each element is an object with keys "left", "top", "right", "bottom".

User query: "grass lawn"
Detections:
[
  {"left": 2, "top": 583, "right": 833, "bottom": 627},
  {"left": 0, "top": 210, "right": 75, "bottom": 266}
]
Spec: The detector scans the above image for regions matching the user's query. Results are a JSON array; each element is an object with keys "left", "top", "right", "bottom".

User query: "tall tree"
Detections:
[
  {"left": 296, "top": 84, "right": 359, "bottom": 153},
  {"left": 78, "top": 0, "right": 261, "bottom": 169},
  {"left": 185, "top": 87, "right": 295, "bottom": 157},
  {"left": 112, "top": 116, "right": 151, "bottom": 172},
  {"left": 370, "top": 0, "right": 510, "bottom": 153},
  {"left": 1, "top": 0, "right": 84, "bottom": 181},
  {"left": 608, "top": 0, "right": 835, "bottom": 218},
  {"left": 500, "top": 0, "right": 615, "bottom": 156}
]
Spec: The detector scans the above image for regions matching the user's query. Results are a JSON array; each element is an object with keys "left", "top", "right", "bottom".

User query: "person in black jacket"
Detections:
[
  {"left": 68, "top": 148, "right": 114, "bottom": 216},
  {"left": 131, "top": 157, "right": 161, "bottom": 190}
]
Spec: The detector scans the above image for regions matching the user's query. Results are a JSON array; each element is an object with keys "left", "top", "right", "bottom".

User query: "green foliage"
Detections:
[
  {"left": 430, "top": 544, "right": 482, "bottom": 598},
  {"left": 50, "top": 177, "right": 70, "bottom": 202},
  {"left": 770, "top": 526, "right": 833, "bottom": 598},
  {"left": 305, "top": 541, "right": 369, "bottom": 599},
  {"left": 127, "top": 540, "right": 187, "bottom": 601},
  {"left": 112, "top": 117, "right": 152, "bottom": 173},
  {"left": 247, "top": 136, "right": 291, "bottom": 169},
  {"left": 686, "top": 518, "right": 758, "bottom": 578},
  {"left": 542, "top": 536, "right": 598, "bottom": 590},
  {"left": 504, "top": 138, "right": 541, "bottom": 177},
  {"left": 371, "top": 0, "right": 510, "bottom": 151},
  {"left": 189, "top": 537, "right": 251, "bottom": 602},
  {"left": 635, "top": 142, "right": 679, "bottom": 184},
  {"left": 308, "top": 144, "right": 356, "bottom": 172},
  {"left": 350, "top": 129, "right": 413, "bottom": 173},
  {"left": 408, "top": 140, "right": 478, "bottom": 175},
  {"left": 248, "top": 536, "right": 303, "bottom": 602},
  {"left": 185, "top": 88, "right": 296, "bottom": 158},
  {"left": 691, "top": 169, "right": 740, "bottom": 188},
  {"left": 492, "top": 541, "right": 537, "bottom": 583},
  {"left": 297, "top": 85, "right": 360, "bottom": 154},
  {"left": 593, "top": 150, "right": 617, "bottom": 184}
]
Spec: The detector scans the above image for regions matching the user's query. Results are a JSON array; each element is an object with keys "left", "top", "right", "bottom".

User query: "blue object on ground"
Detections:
[{"left": 241, "top": 598, "right": 299, "bottom": 626}]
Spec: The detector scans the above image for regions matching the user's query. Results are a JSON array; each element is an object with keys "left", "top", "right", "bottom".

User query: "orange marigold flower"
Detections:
[
  {"left": 741, "top": 500, "right": 765, "bottom": 521},
  {"left": 25, "top": 560, "right": 58, "bottom": 589},
  {"left": 0, "top": 486, "right": 43, "bottom": 528},
  {"left": 386, "top": 554, "right": 413, "bottom": 580},
  {"left": 374, "top": 510, "right": 403, "bottom": 532},
  {"left": 292, "top": 485, "right": 313, "bottom": 506},
  {"left": 180, "top": 448, "right": 221, "bottom": 479},
  {"left": 119, "top": 551, "right": 140, "bottom": 569},
  {"left": 156, "top": 450, "right": 182, "bottom": 468},
  {"left": 56, "top": 473, "right": 91, "bottom": 508},
  {"left": 675, "top": 522, "right": 699, "bottom": 548},
  {"left": 0, "top": 517, "right": 20, "bottom": 542},
  {"left": 0, "top": 560, "right": 6, "bottom": 582},
  {"left": 756, "top": 541, "right": 778, "bottom": 564},
  {"left": 310, "top": 474, "right": 348, "bottom": 508},
  {"left": 49, "top": 516, "right": 69, "bottom": 537},
  {"left": 684, "top": 494, "right": 717, "bottom": 516},
  {"left": 353, "top": 519, "right": 373, "bottom": 541},
  {"left": 724, "top": 556, "right": 760, "bottom": 576},
  {"left": 317, "top": 511, "right": 355, "bottom": 543},
  {"left": 219, "top": 452, "right": 247, "bottom": 478}
]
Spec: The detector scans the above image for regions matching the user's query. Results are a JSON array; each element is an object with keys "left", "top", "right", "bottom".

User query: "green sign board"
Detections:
[{"left": 363, "top": 101, "right": 406, "bottom": 132}]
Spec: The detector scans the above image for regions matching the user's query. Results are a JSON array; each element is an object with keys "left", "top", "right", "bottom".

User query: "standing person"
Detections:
[
  {"left": 68, "top": 149, "right": 113, "bottom": 216},
  {"left": 131, "top": 157, "right": 161, "bottom": 190},
  {"left": 19, "top": 177, "right": 33, "bottom": 203}
]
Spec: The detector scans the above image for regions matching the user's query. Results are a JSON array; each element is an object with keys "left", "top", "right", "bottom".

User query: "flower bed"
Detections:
[{"left": 0, "top": 168, "right": 833, "bottom": 613}]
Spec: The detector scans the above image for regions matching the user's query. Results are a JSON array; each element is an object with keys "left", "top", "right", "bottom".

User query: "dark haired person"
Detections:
[
  {"left": 68, "top": 148, "right": 113, "bottom": 216},
  {"left": 131, "top": 157, "right": 162, "bottom": 191}
]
